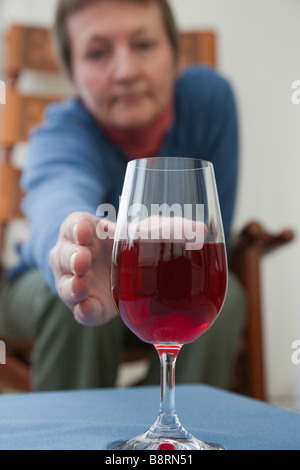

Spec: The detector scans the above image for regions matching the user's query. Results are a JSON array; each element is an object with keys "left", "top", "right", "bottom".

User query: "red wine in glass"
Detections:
[{"left": 111, "top": 240, "right": 227, "bottom": 351}]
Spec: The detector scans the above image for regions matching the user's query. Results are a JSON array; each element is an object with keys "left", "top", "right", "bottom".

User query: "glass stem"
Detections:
[
  {"left": 147, "top": 348, "right": 190, "bottom": 439},
  {"left": 159, "top": 351, "right": 177, "bottom": 418}
]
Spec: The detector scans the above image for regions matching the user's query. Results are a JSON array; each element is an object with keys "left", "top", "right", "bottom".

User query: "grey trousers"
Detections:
[{"left": 0, "top": 269, "right": 246, "bottom": 392}]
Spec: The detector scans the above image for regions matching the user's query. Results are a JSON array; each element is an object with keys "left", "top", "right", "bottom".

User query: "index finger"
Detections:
[{"left": 60, "top": 212, "right": 96, "bottom": 246}]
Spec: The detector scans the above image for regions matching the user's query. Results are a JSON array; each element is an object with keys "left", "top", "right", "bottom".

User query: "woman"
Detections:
[{"left": 0, "top": 0, "right": 245, "bottom": 391}]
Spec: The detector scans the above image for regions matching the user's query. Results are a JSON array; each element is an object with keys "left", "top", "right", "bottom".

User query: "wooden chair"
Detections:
[
  {"left": 229, "top": 223, "right": 294, "bottom": 399},
  {"left": 0, "top": 25, "right": 63, "bottom": 392},
  {"left": 0, "top": 25, "right": 295, "bottom": 399}
]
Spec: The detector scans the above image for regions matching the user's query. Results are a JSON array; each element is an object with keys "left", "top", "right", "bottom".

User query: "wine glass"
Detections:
[{"left": 108, "top": 157, "right": 228, "bottom": 450}]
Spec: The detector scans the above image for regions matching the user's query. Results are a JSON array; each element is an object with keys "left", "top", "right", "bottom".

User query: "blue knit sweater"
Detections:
[{"left": 13, "top": 66, "right": 238, "bottom": 292}]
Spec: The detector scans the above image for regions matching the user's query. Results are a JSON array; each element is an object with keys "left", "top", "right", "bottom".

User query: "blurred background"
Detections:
[{"left": 0, "top": 0, "right": 299, "bottom": 410}]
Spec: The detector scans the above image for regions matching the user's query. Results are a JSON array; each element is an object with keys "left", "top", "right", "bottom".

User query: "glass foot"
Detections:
[
  {"left": 108, "top": 409, "right": 226, "bottom": 450},
  {"left": 108, "top": 436, "right": 225, "bottom": 450},
  {"left": 107, "top": 430, "right": 226, "bottom": 450}
]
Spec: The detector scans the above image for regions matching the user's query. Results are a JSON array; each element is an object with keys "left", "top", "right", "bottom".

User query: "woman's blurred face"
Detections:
[{"left": 67, "top": 1, "right": 178, "bottom": 129}]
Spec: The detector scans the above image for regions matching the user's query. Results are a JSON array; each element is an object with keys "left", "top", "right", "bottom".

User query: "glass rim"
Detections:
[{"left": 127, "top": 156, "right": 214, "bottom": 172}]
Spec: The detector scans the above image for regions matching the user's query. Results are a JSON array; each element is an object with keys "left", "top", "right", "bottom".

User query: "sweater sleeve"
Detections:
[{"left": 19, "top": 100, "right": 107, "bottom": 291}]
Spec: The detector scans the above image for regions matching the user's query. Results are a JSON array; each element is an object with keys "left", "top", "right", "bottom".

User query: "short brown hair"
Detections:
[{"left": 53, "top": 0, "right": 180, "bottom": 77}]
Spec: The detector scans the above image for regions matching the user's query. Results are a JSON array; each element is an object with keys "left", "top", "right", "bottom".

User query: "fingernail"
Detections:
[
  {"left": 74, "top": 303, "right": 85, "bottom": 324},
  {"left": 70, "top": 252, "right": 77, "bottom": 274},
  {"left": 73, "top": 223, "right": 79, "bottom": 243}
]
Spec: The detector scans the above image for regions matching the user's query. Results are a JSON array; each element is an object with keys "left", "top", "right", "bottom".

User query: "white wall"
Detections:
[
  {"left": 0, "top": 0, "right": 57, "bottom": 26},
  {"left": 0, "top": 0, "right": 299, "bottom": 408}
]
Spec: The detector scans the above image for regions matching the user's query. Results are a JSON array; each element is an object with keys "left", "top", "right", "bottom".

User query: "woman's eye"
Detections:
[
  {"left": 86, "top": 49, "right": 107, "bottom": 60},
  {"left": 136, "top": 40, "right": 155, "bottom": 52}
]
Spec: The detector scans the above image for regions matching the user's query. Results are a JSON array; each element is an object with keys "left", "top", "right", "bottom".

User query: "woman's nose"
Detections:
[{"left": 112, "top": 46, "right": 140, "bottom": 82}]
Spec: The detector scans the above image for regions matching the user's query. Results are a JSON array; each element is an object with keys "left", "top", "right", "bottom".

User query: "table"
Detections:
[{"left": 0, "top": 385, "right": 299, "bottom": 450}]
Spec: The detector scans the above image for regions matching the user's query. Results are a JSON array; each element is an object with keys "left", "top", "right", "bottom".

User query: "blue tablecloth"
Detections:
[{"left": 0, "top": 385, "right": 299, "bottom": 450}]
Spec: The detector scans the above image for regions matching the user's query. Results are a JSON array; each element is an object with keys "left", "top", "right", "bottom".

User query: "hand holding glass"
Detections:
[{"left": 109, "top": 157, "right": 227, "bottom": 450}]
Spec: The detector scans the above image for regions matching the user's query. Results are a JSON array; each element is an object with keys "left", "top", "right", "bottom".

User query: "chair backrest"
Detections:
[
  {"left": 0, "top": 89, "right": 63, "bottom": 147},
  {"left": 180, "top": 30, "right": 216, "bottom": 68},
  {"left": 0, "top": 158, "right": 23, "bottom": 221},
  {"left": 4, "top": 25, "right": 59, "bottom": 85}
]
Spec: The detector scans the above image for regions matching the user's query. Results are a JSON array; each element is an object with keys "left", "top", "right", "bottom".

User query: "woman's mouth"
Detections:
[{"left": 113, "top": 92, "right": 146, "bottom": 105}]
